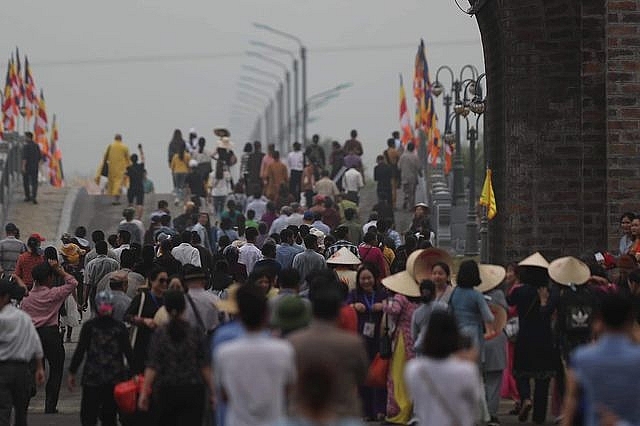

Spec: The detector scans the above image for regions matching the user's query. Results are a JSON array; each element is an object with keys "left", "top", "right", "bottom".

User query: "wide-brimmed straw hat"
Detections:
[
  {"left": 475, "top": 264, "right": 506, "bottom": 293},
  {"left": 217, "top": 137, "right": 234, "bottom": 150},
  {"left": 214, "top": 283, "right": 240, "bottom": 314},
  {"left": 214, "top": 128, "right": 230, "bottom": 137},
  {"left": 518, "top": 251, "right": 550, "bottom": 269},
  {"left": 548, "top": 256, "right": 590, "bottom": 286},
  {"left": 326, "top": 247, "right": 361, "bottom": 266},
  {"left": 382, "top": 248, "right": 450, "bottom": 297}
]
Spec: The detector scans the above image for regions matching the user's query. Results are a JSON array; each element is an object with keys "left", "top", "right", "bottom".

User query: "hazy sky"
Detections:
[{"left": 1, "top": 0, "right": 484, "bottom": 192}]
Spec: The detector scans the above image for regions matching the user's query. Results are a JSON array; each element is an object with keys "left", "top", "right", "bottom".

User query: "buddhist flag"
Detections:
[
  {"left": 24, "top": 56, "right": 37, "bottom": 123},
  {"left": 49, "top": 114, "right": 63, "bottom": 187},
  {"left": 479, "top": 168, "right": 497, "bottom": 219},
  {"left": 2, "top": 61, "right": 15, "bottom": 133},
  {"left": 15, "top": 48, "right": 24, "bottom": 103},
  {"left": 399, "top": 74, "right": 413, "bottom": 145},
  {"left": 34, "top": 90, "right": 49, "bottom": 156},
  {"left": 9, "top": 58, "right": 21, "bottom": 117},
  {"left": 413, "top": 39, "right": 439, "bottom": 164},
  {"left": 444, "top": 141, "right": 453, "bottom": 175}
]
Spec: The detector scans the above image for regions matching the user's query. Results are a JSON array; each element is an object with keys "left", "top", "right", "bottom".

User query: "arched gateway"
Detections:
[{"left": 473, "top": 0, "right": 637, "bottom": 262}]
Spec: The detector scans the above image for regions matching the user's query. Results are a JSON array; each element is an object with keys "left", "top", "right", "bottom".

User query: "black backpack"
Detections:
[{"left": 561, "top": 286, "right": 594, "bottom": 334}]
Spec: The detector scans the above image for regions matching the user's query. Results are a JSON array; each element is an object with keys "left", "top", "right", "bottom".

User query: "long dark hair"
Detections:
[
  {"left": 177, "top": 144, "right": 186, "bottom": 162},
  {"left": 164, "top": 290, "right": 188, "bottom": 342},
  {"left": 422, "top": 310, "right": 461, "bottom": 359}
]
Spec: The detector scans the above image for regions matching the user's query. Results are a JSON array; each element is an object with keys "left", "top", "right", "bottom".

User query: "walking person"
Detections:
[
  {"left": 287, "top": 142, "right": 304, "bottom": 202},
  {"left": 67, "top": 290, "right": 133, "bottom": 426},
  {"left": 138, "top": 290, "right": 214, "bottom": 426},
  {"left": 216, "top": 283, "right": 296, "bottom": 426},
  {"left": 405, "top": 310, "right": 482, "bottom": 426},
  {"left": 100, "top": 134, "right": 131, "bottom": 206},
  {"left": 125, "top": 144, "right": 146, "bottom": 219},
  {"left": 0, "top": 222, "right": 26, "bottom": 278},
  {"left": 397, "top": 142, "right": 422, "bottom": 211},
  {"left": 20, "top": 261, "right": 78, "bottom": 414},
  {"left": 374, "top": 155, "right": 393, "bottom": 206},
  {"left": 0, "top": 279, "right": 45, "bottom": 426},
  {"left": 168, "top": 129, "right": 186, "bottom": 200},
  {"left": 346, "top": 263, "right": 387, "bottom": 421},
  {"left": 170, "top": 143, "right": 191, "bottom": 206},
  {"left": 22, "top": 131, "right": 41, "bottom": 204}
]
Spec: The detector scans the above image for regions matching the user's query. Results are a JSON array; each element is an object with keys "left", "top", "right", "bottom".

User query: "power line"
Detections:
[{"left": 31, "top": 39, "right": 479, "bottom": 68}]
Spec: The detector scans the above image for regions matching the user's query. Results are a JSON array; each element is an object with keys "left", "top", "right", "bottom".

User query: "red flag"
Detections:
[
  {"left": 2, "top": 61, "right": 16, "bottom": 133},
  {"left": 49, "top": 114, "right": 63, "bottom": 187},
  {"left": 9, "top": 58, "right": 21, "bottom": 117},
  {"left": 413, "top": 39, "right": 440, "bottom": 165},
  {"left": 24, "top": 56, "right": 37, "bottom": 123},
  {"left": 34, "top": 90, "right": 49, "bottom": 157},
  {"left": 399, "top": 74, "right": 413, "bottom": 145}
]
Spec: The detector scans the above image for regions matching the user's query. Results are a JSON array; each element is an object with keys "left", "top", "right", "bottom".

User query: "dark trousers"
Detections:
[
  {"left": 156, "top": 384, "right": 204, "bottom": 426},
  {"left": 0, "top": 361, "right": 30, "bottom": 426},
  {"left": 36, "top": 326, "right": 65, "bottom": 412},
  {"left": 80, "top": 384, "right": 117, "bottom": 426},
  {"left": 304, "top": 190, "right": 314, "bottom": 208},
  {"left": 516, "top": 376, "right": 550, "bottom": 423},
  {"left": 289, "top": 170, "right": 303, "bottom": 202},
  {"left": 22, "top": 171, "right": 38, "bottom": 201}
]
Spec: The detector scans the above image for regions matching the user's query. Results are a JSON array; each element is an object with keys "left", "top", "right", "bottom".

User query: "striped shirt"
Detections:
[{"left": 0, "top": 237, "right": 26, "bottom": 276}]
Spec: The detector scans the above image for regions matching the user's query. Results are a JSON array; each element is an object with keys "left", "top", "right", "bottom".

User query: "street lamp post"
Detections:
[
  {"left": 253, "top": 23, "right": 307, "bottom": 144},
  {"left": 241, "top": 67, "right": 285, "bottom": 152},
  {"left": 246, "top": 51, "right": 292, "bottom": 149},
  {"left": 433, "top": 64, "right": 479, "bottom": 206},
  {"left": 250, "top": 41, "right": 299, "bottom": 144}
]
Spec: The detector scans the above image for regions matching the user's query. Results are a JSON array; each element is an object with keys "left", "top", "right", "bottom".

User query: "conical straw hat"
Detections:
[
  {"left": 475, "top": 264, "right": 506, "bottom": 293},
  {"left": 548, "top": 256, "right": 590, "bottom": 286},
  {"left": 518, "top": 251, "right": 549, "bottom": 269},
  {"left": 326, "top": 247, "right": 361, "bottom": 265}
]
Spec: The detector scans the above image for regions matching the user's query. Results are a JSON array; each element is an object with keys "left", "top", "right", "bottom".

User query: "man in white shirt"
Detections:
[
  {"left": 0, "top": 280, "right": 45, "bottom": 426},
  {"left": 269, "top": 206, "right": 292, "bottom": 236},
  {"left": 238, "top": 228, "right": 262, "bottom": 274},
  {"left": 287, "top": 141, "right": 305, "bottom": 202},
  {"left": 245, "top": 193, "right": 269, "bottom": 220},
  {"left": 112, "top": 230, "right": 132, "bottom": 262},
  {"left": 342, "top": 167, "right": 364, "bottom": 205},
  {"left": 171, "top": 231, "right": 201, "bottom": 267},
  {"left": 215, "top": 283, "right": 296, "bottom": 426},
  {"left": 286, "top": 203, "right": 305, "bottom": 227}
]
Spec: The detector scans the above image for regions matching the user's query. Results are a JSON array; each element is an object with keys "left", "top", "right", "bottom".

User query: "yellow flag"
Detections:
[{"left": 479, "top": 168, "right": 497, "bottom": 219}]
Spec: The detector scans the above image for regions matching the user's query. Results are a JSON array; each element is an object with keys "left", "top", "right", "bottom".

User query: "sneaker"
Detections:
[
  {"left": 32, "top": 199, "right": 38, "bottom": 205},
  {"left": 487, "top": 415, "right": 501, "bottom": 426}
]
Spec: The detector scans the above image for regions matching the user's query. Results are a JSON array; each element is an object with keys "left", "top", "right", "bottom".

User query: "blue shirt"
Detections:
[
  {"left": 571, "top": 334, "right": 640, "bottom": 426},
  {"left": 449, "top": 287, "right": 494, "bottom": 351},
  {"left": 276, "top": 243, "right": 304, "bottom": 269}
]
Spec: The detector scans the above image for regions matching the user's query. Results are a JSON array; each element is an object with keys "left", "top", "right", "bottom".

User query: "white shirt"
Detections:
[
  {"left": 342, "top": 168, "right": 364, "bottom": 192},
  {"left": 0, "top": 304, "right": 43, "bottom": 361},
  {"left": 112, "top": 244, "right": 130, "bottom": 262},
  {"left": 287, "top": 151, "right": 304, "bottom": 171},
  {"left": 171, "top": 243, "right": 201, "bottom": 267},
  {"left": 286, "top": 212, "right": 304, "bottom": 227},
  {"left": 405, "top": 356, "right": 481, "bottom": 426},
  {"left": 245, "top": 197, "right": 268, "bottom": 220},
  {"left": 209, "top": 171, "right": 232, "bottom": 197},
  {"left": 119, "top": 219, "right": 145, "bottom": 241},
  {"left": 216, "top": 333, "right": 296, "bottom": 426},
  {"left": 269, "top": 215, "right": 289, "bottom": 236},
  {"left": 238, "top": 242, "right": 262, "bottom": 274}
]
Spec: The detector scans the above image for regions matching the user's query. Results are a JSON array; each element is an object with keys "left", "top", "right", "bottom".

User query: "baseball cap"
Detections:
[
  {"left": 303, "top": 211, "right": 314, "bottom": 221},
  {"left": 29, "top": 233, "right": 46, "bottom": 242},
  {"left": 5, "top": 223, "right": 18, "bottom": 233}
]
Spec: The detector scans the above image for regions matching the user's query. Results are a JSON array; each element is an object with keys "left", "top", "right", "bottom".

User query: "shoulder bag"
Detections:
[
  {"left": 129, "top": 291, "right": 146, "bottom": 348},
  {"left": 379, "top": 312, "right": 394, "bottom": 359},
  {"left": 101, "top": 146, "right": 111, "bottom": 177}
]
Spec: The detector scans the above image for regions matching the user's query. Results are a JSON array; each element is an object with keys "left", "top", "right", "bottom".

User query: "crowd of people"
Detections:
[{"left": 1, "top": 130, "right": 640, "bottom": 426}]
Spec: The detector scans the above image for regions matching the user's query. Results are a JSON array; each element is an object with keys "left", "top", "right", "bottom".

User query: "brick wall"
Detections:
[
  {"left": 607, "top": 0, "right": 640, "bottom": 249},
  {"left": 475, "top": 0, "right": 608, "bottom": 264}
]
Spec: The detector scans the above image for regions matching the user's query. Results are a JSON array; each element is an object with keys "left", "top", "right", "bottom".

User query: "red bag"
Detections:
[
  {"left": 365, "top": 353, "right": 389, "bottom": 388},
  {"left": 114, "top": 374, "right": 145, "bottom": 414}
]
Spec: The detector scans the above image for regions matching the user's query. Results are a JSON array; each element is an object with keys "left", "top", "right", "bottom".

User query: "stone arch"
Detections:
[{"left": 472, "top": 0, "right": 609, "bottom": 263}]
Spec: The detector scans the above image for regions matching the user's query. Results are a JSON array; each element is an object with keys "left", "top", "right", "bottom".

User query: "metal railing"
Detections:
[{"left": 0, "top": 132, "right": 24, "bottom": 225}]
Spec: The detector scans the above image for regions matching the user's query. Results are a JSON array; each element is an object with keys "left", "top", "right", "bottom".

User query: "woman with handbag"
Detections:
[
  {"left": 345, "top": 263, "right": 387, "bottom": 421},
  {"left": 124, "top": 266, "right": 168, "bottom": 374},
  {"left": 381, "top": 270, "right": 421, "bottom": 424},
  {"left": 68, "top": 290, "right": 133, "bottom": 426},
  {"left": 138, "top": 290, "right": 214, "bottom": 426},
  {"left": 405, "top": 310, "right": 482, "bottom": 426},
  {"left": 500, "top": 262, "right": 522, "bottom": 414}
]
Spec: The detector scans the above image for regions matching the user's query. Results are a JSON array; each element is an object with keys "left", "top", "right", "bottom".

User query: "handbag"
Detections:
[
  {"left": 114, "top": 374, "right": 145, "bottom": 414},
  {"left": 365, "top": 353, "right": 389, "bottom": 388},
  {"left": 504, "top": 317, "right": 519, "bottom": 342},
  {"left": 100, "top": 146, "right": 111, "bottom": 177}
]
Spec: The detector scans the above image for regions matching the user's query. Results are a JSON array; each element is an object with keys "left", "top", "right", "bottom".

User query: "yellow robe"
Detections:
[{"left": 103, "top": 140, "right": 131, "bottom": 196}]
